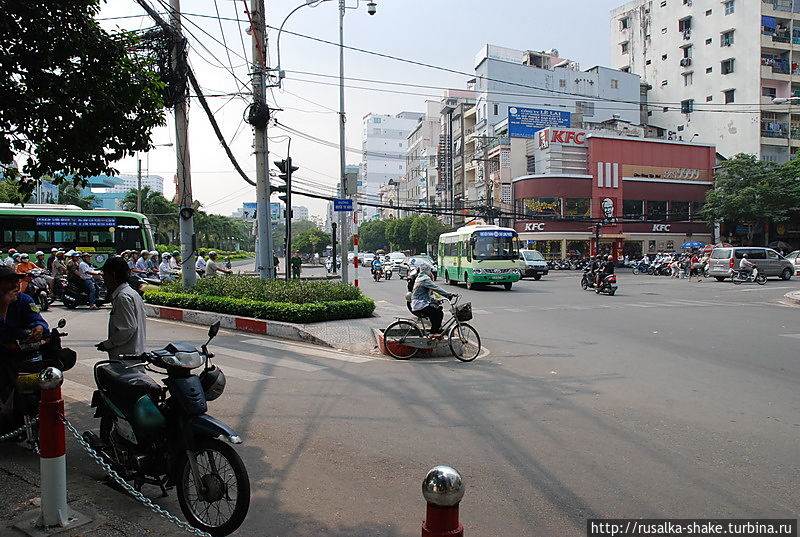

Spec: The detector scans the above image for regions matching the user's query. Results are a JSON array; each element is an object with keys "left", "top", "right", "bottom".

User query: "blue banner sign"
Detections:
[
  {"left": 475, "top": 230, "right": 515, "bottom": 237},
  {"left": 508, "top": 107, "right": 571, "bottom": 139},
  {"left": 333, "top": 199, "right": 353, "bottom": 212},
  {"left": 36, "top": 217, "right": 117, "bottom": 227}
]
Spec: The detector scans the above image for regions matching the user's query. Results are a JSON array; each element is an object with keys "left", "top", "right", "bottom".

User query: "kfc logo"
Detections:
[
  {"left": 601, "top": 198, "right": 615, "bottom": 219},
  {"left": 537, "top": 130, "right": 550, "bottom": 149},
  {"left": 524, "top": 222, "right": 546, "bottom": 231},
  {"left": 537, "top": 128, "right": 588, "bottom": 149},
  {"left": 652, "top": 224, "right": 672, "bottom": 232}
]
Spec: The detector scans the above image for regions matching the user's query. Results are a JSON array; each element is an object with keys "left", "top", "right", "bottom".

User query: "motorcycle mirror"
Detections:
[
  {"left": 57, "top": 319, "right": 66, "bottom": 328},
  {"left": 208, "top": 321, "right": 220, "bottom": 340}
]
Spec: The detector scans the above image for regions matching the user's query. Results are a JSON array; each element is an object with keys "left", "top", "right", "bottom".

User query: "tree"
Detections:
[
  {"left": 0, "top": 181, "right": 21, "bottom": 203},
  {"left": 701, "top": 154, "right": 800, "bottom": 244},
  {"left": 290, "top": 219, "right": 318, "bottom": 238},
  {"left": 57, "top": 181, "right": 97, "bottom": 209},
  {"left": 358, "top": 220, "right": 387, "bottom": 252},
  {"left": 293, "top": 228, "right": 330, "bottom": 256},
  {"left": 121, "top": 187, "right": 177, "bottom": 244},
  {"left": 0, "top": 1, "right": 166, "bottom": 199},
  {"left": 409, "top": 217, "right": 428, "bottom": 252}
]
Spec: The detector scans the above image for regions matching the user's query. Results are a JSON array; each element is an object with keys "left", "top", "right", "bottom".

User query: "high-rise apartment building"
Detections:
[
  {"left": 360, "top": 111, "right": 424, "bottom": 221},
  {"left": 405, "top": 100, "right": 441, "bottom": 211},
  {"left": 109, "top": 174, "right": 165, "bottom": 194},
  {"left": 610, "top": 0, "right": 800, "bottom": 162}
]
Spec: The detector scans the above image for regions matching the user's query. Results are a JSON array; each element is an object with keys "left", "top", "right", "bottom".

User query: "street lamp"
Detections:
[
  {"left": 388, "top": 178, "right": 400, "bottom": 218},
  {"left": 274, "top": 0, "right": 376, "bottom": 284},
  {"left": 138, "top": 143, "right": 174, "bottom": 213}
]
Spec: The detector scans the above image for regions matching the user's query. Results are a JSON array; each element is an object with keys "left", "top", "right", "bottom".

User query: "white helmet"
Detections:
[
  {"left": 140, "top": 250, "right": 149, "bottom": 256},
  {"left": 163, "top": 253, "right": 172, "bottom": 259},
  {"left": 209, "top": 251, "right": 218, "bottom": 257},
  {"left": 150, "top": 250, "right": 158, "bottom": 256},
  {"left": 35, "top": 251, "right": 44, "bottom": 256}
]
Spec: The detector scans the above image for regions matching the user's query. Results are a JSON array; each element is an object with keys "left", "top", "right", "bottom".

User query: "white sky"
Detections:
[{"left": 99, "top": 0, "right": 625, "bottom": 219}]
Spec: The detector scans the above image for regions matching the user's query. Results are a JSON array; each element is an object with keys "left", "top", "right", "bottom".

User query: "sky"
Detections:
[{"left": 99, "top": 0, "right": 627, "bottom": 219}]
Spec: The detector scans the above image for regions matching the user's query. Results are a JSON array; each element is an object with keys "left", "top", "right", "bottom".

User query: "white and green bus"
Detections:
[{"left": 438, "top": 224, "right": 521, "bottom": 290}]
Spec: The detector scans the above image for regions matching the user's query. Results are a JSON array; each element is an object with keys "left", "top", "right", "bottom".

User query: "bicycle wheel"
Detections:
[
  {"left": 449, "top": 323, "right": 481, "bottom": 362},
  {"left": 384, "top": 320, "right": 422, "bottom": 360}
]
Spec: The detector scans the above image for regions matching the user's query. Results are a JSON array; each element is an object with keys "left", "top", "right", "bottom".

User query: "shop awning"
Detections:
[{"left": 599, "top": 234, "right": 630, "bottom": 239}]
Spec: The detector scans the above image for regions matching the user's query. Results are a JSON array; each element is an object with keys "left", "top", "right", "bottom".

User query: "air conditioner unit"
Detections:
[{"left": 680, "top": 58, "right": 692, "bottom": 67}]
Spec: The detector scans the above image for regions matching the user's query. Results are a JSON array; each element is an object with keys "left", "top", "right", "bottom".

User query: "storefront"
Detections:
[{"left": 513, "top": 129, "right": 715, "bottom": 258}]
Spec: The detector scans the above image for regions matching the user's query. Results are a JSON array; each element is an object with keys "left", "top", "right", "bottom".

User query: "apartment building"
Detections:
[
  {"left": 405, "top": 100, "right": 441, "bottom": 211},
  {"left": 109, "top": 174, "right": 165, "bottom": 194},
  {"left": 611, "top": 0, "right": 800, "bottom": 162}
]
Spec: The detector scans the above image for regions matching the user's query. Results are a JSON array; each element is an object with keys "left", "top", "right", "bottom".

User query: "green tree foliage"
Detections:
[
  {"left": 57, "top": 182, "right": 97, "bottom": 209},
  {"left": 293, "top": 228, "right": 330, "bottom": 255},
  {"left": 0, "top": 1, "right": 166, "bottom": 199},
  {"left": 370, "top": 216, "right": 452, "bottom": 252},
  {"left": 121, "top": 187, "right": 178, "bottom": 244},
  {"left": 702, "top": 154, "right": 800, "bottom": 244},
  {"left": 358, "top": 220, "right": 388, "bottom": 252},
  {"left": 0, "top": 181, "right": 21, "bottom": 203}
]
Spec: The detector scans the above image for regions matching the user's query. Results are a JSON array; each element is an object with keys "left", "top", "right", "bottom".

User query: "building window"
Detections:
[
  {"left": 621, "top": 42, "right": 630, "bottom": 54},
  {"left": 620, "top": 17, "right": 630, "bottom": 30},
  {"left": 623, "top": 200, "right": 644, "bottom": 219},
  {"left": 671, "top": 201, "right": 690, "bottom": 219},
  {"left": 721, "top": 58, "right": 735, "bottom": 74},
  {"left": 706, "top": 66, "right": 713, "bottom": 73},
  {"left": 646, "top": 59, "right": 652, "bottom": 65},
  {"left": 723, "top": 0, "right": 734, "bottom": 15},
  {"left": 678, "top": 17, "right": 692, "bottom": 33},
  {"left": 662, "top": 27, "right": 668, "bottom": 34},
  {"left": 681, "top": 99, "right": 694, "bottom": 113},
  {"left": 683, "top": 72, "right": 693, "bottom": 86},
  {"left": 721, "top": 30, "right": 734, "bottom": 46},
  {"left": 611, "top": 79, "right": 619, "bottom": 89},
  {"left": 706, "top": 95, "right": 713, "bottom": 102},
  {"left": 662, "top": 54, "right": 668, "bottom": 60},
  {"left": 663, "top": 107, "right": 670, "bottom": 112},
  {"left": 660, "top": 0, "right": 667, "bottom": 6},
  {"left": 493, "top": 104, "right": 498, "bottom": 115},
  {"left": 661, "top": 80, "right": 668, "bottom": 86},
  {"left": 565, "top": 198, "right": 590, "bottom": 216},
  {"left": 705, "top": 9, "right": 712, "bottom": 15},
  {"left": 559, "top": 79, "right": 566, "bottom": 87},
  {"left": 705, "top": 38, "right": 712, "bottom": 45},
  {"left": 522, "top": 198, "right": 561, "bottom": 217},
  {"left": 724, "top": 89, "right": 735, "bottom": 103},
  {"left": 763, "top": 87, "right": 777, "bottom": 99},
  {"left": 682, "top": 45, "right": 692, "bottom": 58},
  {"left": 620, "top": 66, "right": 630, "bottom": 72},
  {"left": 646, "top": 200, "right": 667, "bottom": 218}
]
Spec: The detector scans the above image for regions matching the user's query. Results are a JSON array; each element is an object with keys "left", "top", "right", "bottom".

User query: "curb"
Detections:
[
  {"left": 783, "top": 290, "right": 800, "bottom": 305},
  {"left": 144, "top": 304, "right": 333, "bottom": 348}
]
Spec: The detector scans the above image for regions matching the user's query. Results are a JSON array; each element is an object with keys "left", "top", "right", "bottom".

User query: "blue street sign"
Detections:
[{"left": 333, "top": 199, "right": 353, "bottom": 212}]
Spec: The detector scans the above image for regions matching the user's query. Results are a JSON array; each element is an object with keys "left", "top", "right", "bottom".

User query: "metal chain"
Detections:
[
  {"left": 0, "top": 416, "right": 39, "bottom": 442},
  {"left": 60, "top": 416, "right": 212, "bottom": 537}
]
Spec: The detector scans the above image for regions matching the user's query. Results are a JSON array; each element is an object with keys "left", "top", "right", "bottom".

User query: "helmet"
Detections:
[
  {"left": 418, "top": 263, "right": 433, "bottom": 277},
  {"left": 35, "top": 251, "right": 44, "bottom": 256},
  {"left": 14, "top": 253, "right": 23, "bottom": 260},
  {"left": 209, "top": 251, "right": 218, "bottom": 257},
  {"left": 19, "top": 253, "right": 28, "bottom": 260},
  {"left": 50, "top": 248, "right": 58, "bottom": 253},
  {"left": 8, "top": 249, "right": 16, "bottom": 255},
  {"left": 140, "top": 250, "right": 149, "bottom": 256},
  {"left": 70, "top": 251, "right": 81, "bottom": 257},
  {"left": 172, "top": 250, "right": 180, "bottom": 256},
  {"left": 163, "top": 253, "right": 172, "bottom": 259},
  {"left": 150, "top": 250, "right": 158, "bottom": 256},
  {"left": 199, "top": 366, "right": 226, "bottom": 401},
  {"left": 81, "top": 251, "right": 91, "bottom": 257}
]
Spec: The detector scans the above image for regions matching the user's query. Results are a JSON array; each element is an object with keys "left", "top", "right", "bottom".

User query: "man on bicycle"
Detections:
[{"left": 410, "top": 264, "right": 457, "bottom": 339}]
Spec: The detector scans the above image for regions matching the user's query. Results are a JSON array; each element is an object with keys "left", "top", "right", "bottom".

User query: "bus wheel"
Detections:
[
  {"left": 503, "top": 282, "right": 512, "bottom": 290},
  {"left": 465, "top": 274, "right": 474, "bottom": 290}
]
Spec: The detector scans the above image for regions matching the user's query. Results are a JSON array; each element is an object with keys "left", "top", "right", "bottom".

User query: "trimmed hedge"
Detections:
[
  {"left": 145, "top": 290, "right": 375, "bottom": 324},
  {"left": 160, "top": 276, "right": 362, "bottom": 304}
]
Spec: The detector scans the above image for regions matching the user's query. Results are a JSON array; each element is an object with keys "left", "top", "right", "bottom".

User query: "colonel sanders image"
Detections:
[{"left": 601, "top": 198, "right": 615, "bottom": 220}]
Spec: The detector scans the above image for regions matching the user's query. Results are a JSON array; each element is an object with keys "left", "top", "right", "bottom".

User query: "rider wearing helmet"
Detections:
[
  {"left": 739, "top": 253, "right": 756, "bottom": 277},
  {"left": 0, "top": 265, "right": 49, "bottom": 346},
  {"left": 205, "top": 251, "right": 232, "bottom": 278},
  {"left": 4, "top": 249, "right": 17, "bottom": 268},
  {"left": 15, "top": 254, "right": 38, "bottom": 294},
  {"left": 34, "top": 251, "right": 46, "bottom": 270},
  {"left": 158, "top": 253, "right": 175, "bottom": 282},
  {"left": 409, "top": 264, "right": 458, "bottom": 338},
  {"left": 169, "top": 250, "right": 181, "bottom": 269}
]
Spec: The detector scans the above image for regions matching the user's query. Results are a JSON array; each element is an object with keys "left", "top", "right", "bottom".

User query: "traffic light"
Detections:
[{"left": 273, "top": 157, "right": 299, "bottom": 280}]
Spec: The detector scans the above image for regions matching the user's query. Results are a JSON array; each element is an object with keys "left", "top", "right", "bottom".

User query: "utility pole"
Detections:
[
  {"left": 136, "top": 158, "right": 142, "bottom": 213},
  {"left": 169, "top": 0, "right": 196, "bottom": 289},
  {"left": 251, "top": 0, "right": 275, "bottom": 279},
  {"left": 338, "top": 0, "right": 349, "bottom": 285}
]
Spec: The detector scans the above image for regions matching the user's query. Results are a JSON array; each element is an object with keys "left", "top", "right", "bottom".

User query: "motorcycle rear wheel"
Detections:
[
  {"left": 580, "top": 278, "right": 588, "bottom": 290},
  {"left": 176, "top": 437, "right": 250, "bottom": 537},
  {"left": 756, "top": 274, "right": 767, "bottom": 285}
]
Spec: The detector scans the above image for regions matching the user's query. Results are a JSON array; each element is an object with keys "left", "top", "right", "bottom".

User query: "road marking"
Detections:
[
  {"left": 504, "top": 308, "right": 525, "bottom": 313},
  {"left": 62, "top": 379, "right": 96, "bottom": 403},
  {"left": 780, "top": 333, "right": 800, "bottom": 339},
  {"left": 472, "top": 309, "right": 492, "bottom": 315},
  {"left": 732, "top": 286, "right": 797, "bottom": 292},
  {"left": 76, "top": 358, "right": 273, "bottom": 382},
  {"left": 213, "top": 345, "right": 327, "bottom": 372},
  {"left": 240, "top": 338, "right": 373, "bottom": 363}
]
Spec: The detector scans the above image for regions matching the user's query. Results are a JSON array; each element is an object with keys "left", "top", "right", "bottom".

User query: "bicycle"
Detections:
[{"left": 383, "top": 296, "right": 481, "bottom": 362}]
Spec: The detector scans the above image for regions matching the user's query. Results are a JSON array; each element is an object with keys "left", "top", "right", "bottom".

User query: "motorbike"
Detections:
[
  {"left": 62, "top": 276, "right": 107, "bottom": 309},
  {"left": 580, "top": 269, "right": 596, "bottom": 291},
  {"left": 384, "top": 265, "right": 393, "bottom": 280},
  {"left": 83, "top": 322, "right": 250, "bottom": 536},
  {"left": 373, "top": 265, "right": 384, "bottom": 282},
  {"left": 630, "top": 261, "right": 650, "bottom": 275},
  {"left": 26, "top": 269, "right": 51, "bottom": 312},
  {"left": 128, "top": 274, "right": 146, "bottom": 296},
  {"left": 595, "top": 274, "right": 618, "bottom": 295},
  {"left": 0, "top": 319, "right": 76, "bottom": 451},
  {"left": 731, "top": 267, "right": 766, "bottom": 285}
]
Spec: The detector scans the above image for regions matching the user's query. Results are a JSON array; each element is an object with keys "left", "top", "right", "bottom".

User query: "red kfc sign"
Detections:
[{"left": 538, "top": 128, "right": 587, "bottom": 149}]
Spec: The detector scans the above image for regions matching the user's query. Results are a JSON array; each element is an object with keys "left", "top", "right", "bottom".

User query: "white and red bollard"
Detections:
[
  {"left": 36, "top": 367, "right": 70, "bottom": 528},
  {"left": 421, "top": 465, "right": 466, "bottom": 537}
]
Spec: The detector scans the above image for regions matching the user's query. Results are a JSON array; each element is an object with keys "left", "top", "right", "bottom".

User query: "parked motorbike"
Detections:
[
  {"left": 62, "top": 276, "right": 107, "bottom": 309},
  {"left": 731, "top": 267, "right": 766, "bottom": 285},
  {"left": 595, "top": 274, "right": 618, "bottom": 296},
  {"left": 0, "top": 319, "right": 76, "bottom": 451},
  {"left": 83, "top": 322, "right": 250, "bottom": 536},
  {"left": 26, "top": 269, "right": 51, "bottom": 312}
]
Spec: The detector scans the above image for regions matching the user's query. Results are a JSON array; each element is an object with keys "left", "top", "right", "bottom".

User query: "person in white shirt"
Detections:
[
  {"left": 195, "top": 253, "right": 207, "bottom": 277},
  {"left": 79, "top": 252, "right": 102, "bottom": 309},
  {"left": 96, "top": 257, "right": 146, "bottom": 359},
  {"left": 135, "top": 250, "right": 151, "bottom": 274},
  {"left": 169, "top": 250, "right": 181, "bottom": 270},
  {"left": 158, "top": 253, "right": 176, "bottom": 282},
  {"left": 205, "top": 251, "right": 232, "bottom": 278}
]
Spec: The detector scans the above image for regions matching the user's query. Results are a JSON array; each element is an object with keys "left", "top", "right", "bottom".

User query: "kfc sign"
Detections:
[
  {"left": 524, "top": 222, "right": 546, "bottom": 231},
  {"left": 538, "top": 128, "right": 588, "bottom": 149},
  {"left": 652, "top": 224, "right": 672, "bottom": 232}
]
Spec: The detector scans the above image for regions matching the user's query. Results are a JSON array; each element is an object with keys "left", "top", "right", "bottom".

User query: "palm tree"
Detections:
[
  {"left": 57, "top": 181, "right": 97, "bottom": 209},
  {"left": 122, "top": 187, "right": 178, "bottom": 243}
]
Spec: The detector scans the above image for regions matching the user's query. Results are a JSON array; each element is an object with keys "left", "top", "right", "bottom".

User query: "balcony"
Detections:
[
  {"left": 761, "top": 62, "right": 792, "bottom": 80},
  {"left": 762, "top": 0, "right": 800, "bottom": 15}
]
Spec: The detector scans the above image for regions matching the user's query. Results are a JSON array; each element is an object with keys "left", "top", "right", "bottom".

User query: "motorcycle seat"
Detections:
[{"left": 96, "top": 362, "right": 162, "bottom": 404}]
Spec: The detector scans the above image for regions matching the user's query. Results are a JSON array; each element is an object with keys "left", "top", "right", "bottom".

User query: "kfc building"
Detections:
[{"left": 513, "top": 128, "right": 715, "bottom": 259}]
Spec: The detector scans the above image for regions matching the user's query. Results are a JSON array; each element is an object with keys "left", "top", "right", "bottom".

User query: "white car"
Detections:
[
  {"left": 360, "top": 253, "right": 375, "bottom": 266},
  {"left": 388, "top": 252, "right": 406, "bottom": 268}
]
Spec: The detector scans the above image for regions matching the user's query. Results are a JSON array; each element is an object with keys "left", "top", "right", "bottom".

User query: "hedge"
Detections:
[
  {"left": 160, "top": 276, "right": 362, "bottom": 304},
  {"left": 145, "top": 290, "right": 375, "bottom": 324}
]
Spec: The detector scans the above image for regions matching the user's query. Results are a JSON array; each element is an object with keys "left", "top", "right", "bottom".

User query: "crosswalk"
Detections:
[{"left": 61, "top": 337, "right": 377, "bottom": 404}]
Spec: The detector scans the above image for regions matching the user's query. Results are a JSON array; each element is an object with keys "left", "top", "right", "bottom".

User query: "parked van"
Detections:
[
  {"left": 517, "top": 249, "right": 549, "bottom": 280},
  {"left": 707, "top": 247, "right": 794, "bottom": 281}
]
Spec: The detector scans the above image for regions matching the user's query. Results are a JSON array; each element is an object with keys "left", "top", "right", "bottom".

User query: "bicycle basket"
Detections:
[{"left": 455, "top": 302, "right": 473, "bottom": 321}]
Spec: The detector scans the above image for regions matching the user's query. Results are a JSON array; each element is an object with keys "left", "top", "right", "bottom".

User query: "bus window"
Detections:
[
  {"left": 3, "top": 231, "right": 11, "bottom": 243},
  {"left": 53, "top": 231, "right": 76, "bottom": 243},
  {"left": 472, "top": 236, "right": 518, "bottom": 260},
  {"left": 16, "top": 230, "right": 35, "bottom": 243},
  {"left": 78, "top": 231, "right": 90, "bottom": 244},
  {"left": 37, "top": 230, "right": 52, "bottom": 243},
  {"left": 464, "top": 240, "right": 471, "bottom": 261}
]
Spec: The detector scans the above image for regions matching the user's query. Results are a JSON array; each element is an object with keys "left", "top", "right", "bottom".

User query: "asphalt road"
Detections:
[{"left": 31, "top": 270, "right": 800, "bottom": 536}]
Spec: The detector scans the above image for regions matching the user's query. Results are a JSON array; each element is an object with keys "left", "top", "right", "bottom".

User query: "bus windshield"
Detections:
[{"left": 472, "top": 234, "right": 519, "bottom": 261}]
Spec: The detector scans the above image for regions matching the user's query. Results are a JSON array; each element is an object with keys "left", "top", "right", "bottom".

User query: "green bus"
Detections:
[
  {"left": 0, "top": 204, "right": 155, "bottom": 265},
  {"left": 438, "top": 224, "right": 521, "bottom": 290}
]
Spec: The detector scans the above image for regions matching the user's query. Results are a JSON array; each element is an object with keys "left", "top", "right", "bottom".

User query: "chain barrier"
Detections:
[
  {"left": 60, "top": 415, "right": 212, "bottom": 537},
  {"left": 0, "top": 416, "right": 38, "bottom": 442}
]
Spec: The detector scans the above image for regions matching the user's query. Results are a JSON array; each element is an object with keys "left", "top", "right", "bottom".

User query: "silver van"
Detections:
[
  {"left": 707, "top": 247, "right": 794, "bottom": 281},
  {"left": 517, "top": 249, "right": 549, "bottom": 280}
]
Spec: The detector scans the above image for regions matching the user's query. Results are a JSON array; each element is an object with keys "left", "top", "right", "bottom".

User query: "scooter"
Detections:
[
  {"left": 384, "top": 265, "right": 393, "bottom": 280},
  {"left": 26, "top": 269, "right": 51, "bottom": 312},
  {"left": 373, "top": 266, "right": 384, "bottom": 282},
  {"left": 595, "top": 274, "right": 618, "bottom": 296},
  {"left": 83, "top": 322, "right": 250, "bottom": 536},
  {"left": 580, "top": 269, "right": 596, "bottom": 291},
  {"left": 62, "top": 276, "right": 107, "bottom": 309},
  {"left": 731, "top": 267, "right": 766, "bottom": 285},
  {"left": 0, "top": 319, "right": 76, "bottom": 451}
]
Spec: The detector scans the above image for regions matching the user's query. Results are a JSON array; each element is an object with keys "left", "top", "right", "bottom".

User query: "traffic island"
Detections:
[{"left": 783, "top": 290, "right": 800, "bottom": 306}]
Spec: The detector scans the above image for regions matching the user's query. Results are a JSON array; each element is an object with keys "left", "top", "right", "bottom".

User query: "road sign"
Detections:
[{"left": 333, "top": 199, "right": 353, "bottom": 212}]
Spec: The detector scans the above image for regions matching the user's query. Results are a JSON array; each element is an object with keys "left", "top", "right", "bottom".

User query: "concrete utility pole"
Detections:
[
  {"left": 338, "top": 0, "right": 350, "bottom": 284},
  {"left": 136, "top": 158, "right": 142, "bottom": 213},
  {"left": 169, "top": 0, "right": 197, "bottom": 289},
  {"left": 252, "top": 0, "right": 276, "bottom": 279}
]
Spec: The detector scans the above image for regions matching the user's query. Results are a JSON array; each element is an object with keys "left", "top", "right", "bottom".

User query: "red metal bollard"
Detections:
[
  {"left": 37, "top": 367, "right": 69, "bottom": 528},
  {"left": 421, "top": 465, "right": 465, "bottom": 537}
]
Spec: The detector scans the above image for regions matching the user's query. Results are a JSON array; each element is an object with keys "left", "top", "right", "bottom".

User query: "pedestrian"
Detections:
[
  {"left": 290, "top": 252, "right": 302, "bottom": 279},
  {"left": 78, "top": 252, "right": 102, "bottom": 309},
  {"left": 95, "top": 256, "right": 146, "bottom": 359},
  {"left": 205, "top": 251, "right": 232, "bottom": 278}
]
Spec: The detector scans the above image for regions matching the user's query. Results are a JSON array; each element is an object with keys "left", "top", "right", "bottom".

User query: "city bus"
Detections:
[
  {"left": 0, "top": 204, "right": 155, "bottom": 266},
  {"left": 438, "top": 224, "right": 521, "bottom": 290}
]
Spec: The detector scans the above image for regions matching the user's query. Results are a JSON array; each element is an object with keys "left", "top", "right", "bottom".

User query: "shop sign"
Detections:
[
  {"left": 508, "top": 107, "right": 571, "bottom": 139},
  {"left": 621, "top": 164, "right": 711, "bottom": 182},
  {"left": 538, "top": 128, "right": 587, "bottom": 149},
  {"left": 523, "top": 223, "right": 546, "bottom": 231},
  {"left": 601, "top": 198, "right": 615, "bottom": 219},
  {"left": 652, "top": 224, "right": 672, "bottom": 232}
]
